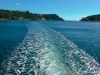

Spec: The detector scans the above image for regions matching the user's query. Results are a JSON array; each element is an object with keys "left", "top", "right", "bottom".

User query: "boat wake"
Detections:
[{"left": 1, "top": 22, "right": 100, "bottom": 75}]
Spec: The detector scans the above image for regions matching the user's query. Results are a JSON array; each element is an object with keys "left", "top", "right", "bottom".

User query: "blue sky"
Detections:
[{"left": 0, "top": 0, "right": 100, "bottom": 20}]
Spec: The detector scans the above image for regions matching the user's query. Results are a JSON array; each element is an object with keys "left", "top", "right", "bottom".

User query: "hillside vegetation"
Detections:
[
  {"left": 80, "top": 14, "right": 100, "bottom": 21},
  {"left": 0, "top": 9, "right": 63, "bottom": 21}
]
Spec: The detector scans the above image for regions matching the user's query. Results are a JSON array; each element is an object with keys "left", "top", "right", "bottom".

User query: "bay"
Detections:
[{"left": 0, "top": 20, "right": 100, "bottom": 75}]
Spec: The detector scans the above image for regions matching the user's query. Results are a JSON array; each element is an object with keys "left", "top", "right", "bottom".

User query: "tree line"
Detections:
[
  {"left": 0, "top": 9, "right": 63, "bottom": 21},
  {"left": 80, "top": 14, "right": 100, "bottom": 21}
]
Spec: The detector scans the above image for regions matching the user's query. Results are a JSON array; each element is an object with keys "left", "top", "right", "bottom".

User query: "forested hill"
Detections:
[
  {"left": 80, "top": 14, "right": 100, "bottom": 21},
  {"left": 0, "top": 9, "right": 63, "bottom": 21}
]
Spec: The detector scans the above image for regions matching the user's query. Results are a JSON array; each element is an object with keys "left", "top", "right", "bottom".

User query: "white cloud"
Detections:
[{"left": 16, "top": 3, "right": 19, "bottom": 5}]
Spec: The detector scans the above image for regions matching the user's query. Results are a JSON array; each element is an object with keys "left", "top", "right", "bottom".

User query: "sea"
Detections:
[{"left": 0, "top": 20, "right": 100, "bottom": 75}]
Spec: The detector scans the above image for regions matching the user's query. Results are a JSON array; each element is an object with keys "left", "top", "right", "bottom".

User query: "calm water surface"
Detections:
[{"left": 0, "top": 20, "right": 100, "bottom": 75}]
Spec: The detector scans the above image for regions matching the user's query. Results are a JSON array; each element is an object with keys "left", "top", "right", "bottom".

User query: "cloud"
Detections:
[{"left": 16, "top": 3, "right": 19, "bottom": 5}]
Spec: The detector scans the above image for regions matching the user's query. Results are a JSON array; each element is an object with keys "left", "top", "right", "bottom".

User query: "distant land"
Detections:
[
  {"left": 0, "top": 9, "right": 63, "bottom": 21},
  {"left": 80, "top": 14, "right": 100, "bottom": 21}
]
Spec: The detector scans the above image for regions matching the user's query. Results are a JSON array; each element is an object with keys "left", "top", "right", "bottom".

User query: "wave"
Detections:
[{"left": 1, "top": 22, "right": 100, "bottom": 75}]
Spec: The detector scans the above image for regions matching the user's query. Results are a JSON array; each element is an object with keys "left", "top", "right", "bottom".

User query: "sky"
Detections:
[{"left": 0, "top": 0, "right": 100, "bottom": 20}]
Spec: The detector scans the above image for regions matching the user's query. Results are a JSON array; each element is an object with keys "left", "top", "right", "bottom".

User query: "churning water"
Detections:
[{"left": 0, "top": 21, "right": 100, "bottom": 75}]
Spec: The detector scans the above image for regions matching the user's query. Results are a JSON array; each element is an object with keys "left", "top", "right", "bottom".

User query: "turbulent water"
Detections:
[{"left": 0, "top": 21, "right": 100, "bottom": 75}]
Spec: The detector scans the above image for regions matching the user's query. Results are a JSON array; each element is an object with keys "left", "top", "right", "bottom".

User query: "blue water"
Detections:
[
  {"left": 0, "top": 21, "right": 28, "bottom": 68},
  {"left": 0, "top": 20, "right": 100, "bottom": 75}
]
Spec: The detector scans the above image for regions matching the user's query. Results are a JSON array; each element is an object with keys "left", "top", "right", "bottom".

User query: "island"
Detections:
[
  {"left": 0, "top": 9, "right": 63, "bottom": 21},
  {"left": 80, "top": 14, "right": 100, "bottom": 21}
]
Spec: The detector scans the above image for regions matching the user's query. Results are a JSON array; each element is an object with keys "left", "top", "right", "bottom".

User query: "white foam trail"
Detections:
[
  {"left": 1, "top": 22, "right": 100, "bottom": 75},
  {"left": 48, "top": 27, "right": 100, "bottom": 75}
]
